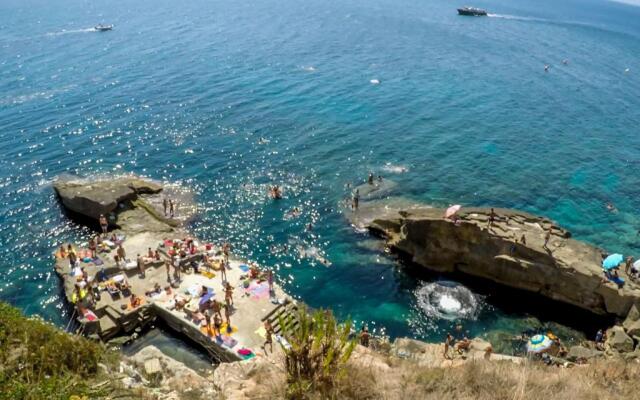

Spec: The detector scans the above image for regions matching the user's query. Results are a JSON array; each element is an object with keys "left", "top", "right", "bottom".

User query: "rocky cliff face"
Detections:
[{"left": 364, "top": 206, "right": 640, "bottom": 318}]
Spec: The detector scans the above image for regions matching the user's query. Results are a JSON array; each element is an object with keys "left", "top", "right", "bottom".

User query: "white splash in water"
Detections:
[{"left": 416, "top": 281, "right": 480, "bottom": 321}]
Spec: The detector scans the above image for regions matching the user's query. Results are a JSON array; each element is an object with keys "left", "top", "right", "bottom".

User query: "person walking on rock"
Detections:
[{"left": 163, "top": 197, "right": 168, "bottom": 216}]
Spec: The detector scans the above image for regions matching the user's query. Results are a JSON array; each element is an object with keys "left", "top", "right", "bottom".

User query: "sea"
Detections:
[{"left": 1, "top": 0, "right": 640, "bottom": 353}]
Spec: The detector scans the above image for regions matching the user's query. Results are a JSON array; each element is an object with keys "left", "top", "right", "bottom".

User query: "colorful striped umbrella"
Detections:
[{"left": 526, "top": 334, "right": 553, "bottom": 353}]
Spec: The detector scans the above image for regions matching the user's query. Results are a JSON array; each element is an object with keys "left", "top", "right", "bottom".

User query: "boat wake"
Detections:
[
  {"left": 415, "top": 281, "right": 481, "bottom": 321},
  {"left": 487, "top": 14, "right": 546, "bottom": 22},
  {"left": 46, "top": 28, "right": 96, "bottom": 37}
]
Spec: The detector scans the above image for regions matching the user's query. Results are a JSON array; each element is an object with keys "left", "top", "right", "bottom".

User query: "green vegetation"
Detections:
[
  {"left": 279, "top": 307, "right": 357, "bottom": 400},
  {"left": 0, "top": 302, "right": 138, "bottom": 400}
]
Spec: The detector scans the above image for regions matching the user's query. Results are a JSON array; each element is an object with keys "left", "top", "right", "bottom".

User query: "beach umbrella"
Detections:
[
  {"left": 603, "top": 254, "right": 624, "bottom": 270},
  {"left": 199, "top": 291, "right": 215, "bottom": 305},
  {"left": 634, "top": 260, "right": 640, "bottom": 271},
  {"left": 526, "top": 334, "right": 553, "bottom": 353},
  {"left": 444, "top": 205, "right": 461, "bottom": 219}
]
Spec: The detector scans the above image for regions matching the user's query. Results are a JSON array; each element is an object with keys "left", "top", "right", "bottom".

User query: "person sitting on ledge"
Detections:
[
  {"left": 130, "top": 293, "right": 142, "bottom": 308},
  {"left": 455, "top": 336, "right": 471, "bottom": 354}
]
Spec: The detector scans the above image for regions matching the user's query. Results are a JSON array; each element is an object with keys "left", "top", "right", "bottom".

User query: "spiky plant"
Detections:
[{"left": 278, "top": 307, "right": 356, "bottom": 399}]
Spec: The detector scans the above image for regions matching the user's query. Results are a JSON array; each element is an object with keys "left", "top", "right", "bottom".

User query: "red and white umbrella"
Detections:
[{"left": 444, "top": 205, "right": 461, "bottom": 219}]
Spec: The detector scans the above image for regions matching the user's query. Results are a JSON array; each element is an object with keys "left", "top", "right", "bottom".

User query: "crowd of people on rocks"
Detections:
[{"left": 56, "top": 205, "right": 282, "bottom": 353}]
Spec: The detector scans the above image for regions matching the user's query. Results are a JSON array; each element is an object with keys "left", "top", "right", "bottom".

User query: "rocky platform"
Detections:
[{"left": 353, "top": 202, "right": 640, "bottom": 319}]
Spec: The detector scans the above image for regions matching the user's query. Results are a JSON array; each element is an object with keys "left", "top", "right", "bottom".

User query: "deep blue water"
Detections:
[{"left": 1, "top": 0, "right": 640, "bottom": 347}]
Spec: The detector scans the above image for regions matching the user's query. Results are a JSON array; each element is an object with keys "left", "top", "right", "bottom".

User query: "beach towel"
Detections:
[
  {"left": 103, "top": 240, "right": 115, "bottom": 248},
  {"left": 220, "top": 335, "right": 238, "bottom": 349},
  {"left": 275, "top": 334, "right": 292, "bottom": 350},
  {"left": 83, "top": 309, "right": 98, "bottom": 322},
  {"left": 92, "top": 257, "right": 104, "bottom": 266},
  {"left": 237, "top": 348, "right": 253, "bottom": 356},
  {"left": 199, "top": 291, "right": 215, "bottom": 305},
  {"left": 255, "top": 326, "right": 267, "bottom": 339},
  {"left": 82, "top": 257, "right": 92, "bottom": 263},
  {"left": 186, "top": 284, "right": 200, "bottom": 297},
  {"left": 221, "top": 323, "right": 238, "bottom": 334},
  {"left": 201, "top": 270, "right": 215, "bottom": 279},
  {"left": 239, "top": 264, "right": 250, "bottom": 273},
  {"left": 124, "top": 260, "right": 137, "bottom": 270},
  {"left": 245, "top": 282, "right": 270, "bottom": 300}
]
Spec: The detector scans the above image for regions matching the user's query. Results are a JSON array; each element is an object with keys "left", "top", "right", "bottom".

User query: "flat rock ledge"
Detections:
[
  {"left": 53, "top": 175, "right": 178, "bottom": 234},
  {"left": 361, "top": 205, "right": 640, "bottom": 319}
]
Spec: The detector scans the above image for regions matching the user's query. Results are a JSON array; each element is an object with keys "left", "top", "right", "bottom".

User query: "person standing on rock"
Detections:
[
  {"left": 520, "top": 234, "right": 526, "bottom": 245},
  {"left": 543, "top": 229, "right": 551, "bottom": 251},
  {"left": 360, "top": 326, "right": 370, "bottom": 347},
  {"left": 625, "top": 256, "right": 634, "bottom": 275},
  {"left": 99, "top": 214, "right": 108, "bottom": 235},
  {"left": 352, "top": 189, "right": 360, "bottom": 210},
  {"left": 117, "top": 244, "right": 126, "bottom": 261},
  {"left": 488, "top": 208, "right": 496, "bottom": 228},
  {"left": 169, "top": 199, "right": 175, "bottom": 218},
  {"left": 368, "top": 172, "right": 374, "bottom": 185},
  {"left": 165, "top": 260, "right": 172, "bottom": 283},
  {"left": 137, "top": 254, "right": 145, "bottom": 277},
  {"left": 163, "top": 197, "right": 168, "bottom": 216},
  {"left": 263, "top": 320, "right": 274, "bottom": 353},
  {"left": 224, "top": 282, "right": 234, "bottom": 308},
  {"left": 172, "top": 255, "right": 181, "bottom": 282},
  {"left": 224, "top": 303, "right": 232, "bottom": 333},
  {"left": 444, "top": 333, "right": 454, "bottom": 359}
]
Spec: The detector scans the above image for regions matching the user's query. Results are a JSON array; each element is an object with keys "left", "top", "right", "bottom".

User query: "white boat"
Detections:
[{"left": 94, "top": 24, "right": 113, "bottom": 32}]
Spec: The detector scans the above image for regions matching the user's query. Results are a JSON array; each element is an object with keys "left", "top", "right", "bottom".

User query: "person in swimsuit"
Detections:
[
  {"left": 99, "top": 214, "right": 108, "bottom": 235},
  {"left": 224, "top": 282, "right": 234, "bottom": 307},
  {"left": 263, "top": 320, "right": 274, "bottom": 353},
  {"left": 212, "top": 314, "right": 222, "bottom": 337}
]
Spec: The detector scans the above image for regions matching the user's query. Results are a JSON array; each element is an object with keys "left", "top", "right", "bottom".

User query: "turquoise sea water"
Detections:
[{"left": 1, "top": 0, "right": 640, "bottom": 348}]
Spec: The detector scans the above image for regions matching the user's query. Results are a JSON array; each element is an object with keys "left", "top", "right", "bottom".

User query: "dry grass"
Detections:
[
  {"left": 257, "top": 352, "right": 640, "bottom": 400},
  {"left": 335, "top": 358, "right": 640, "bottom": 400}
]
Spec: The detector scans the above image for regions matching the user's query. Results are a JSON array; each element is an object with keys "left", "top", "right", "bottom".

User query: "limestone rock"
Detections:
[
  {"left": 144, "top": 358, "right": 162, "bottom": 375},
  {"left": 359, "top": 203, "right": 640, "bottom": 317},
  {"left": 625, "top": 319, "right": 640, "bottom": 337},
  {"left": 54, "top": 176, "right": 162, "bottom": 220},
  {"left": 605, "top": 326, "right": 634, "bottom": 353},
  {"left": 623, "top": 303, "right": 640, "bottom": 330},
  {"left": 566, "top": 346, "right": 603, "bottom": 362}
]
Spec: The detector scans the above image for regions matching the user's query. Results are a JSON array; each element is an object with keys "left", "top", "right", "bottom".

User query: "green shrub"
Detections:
[
  {"left": 0, "top": 302, "right": 116, "bottom": 400},
  {"left": 278, "top": 307, "right": 356, "bottom": 400}
]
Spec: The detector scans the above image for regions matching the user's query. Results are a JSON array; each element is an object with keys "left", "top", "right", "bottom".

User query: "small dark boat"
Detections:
[
  {"left": 457, "top": 7, "right": 488, "bottom": 16},
  {"left": 94, "top": 24, "right": 113, "bottom": 32}
]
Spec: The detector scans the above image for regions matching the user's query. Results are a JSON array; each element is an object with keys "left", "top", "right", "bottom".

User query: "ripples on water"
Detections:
[{"left": 0, "top": 0, "right": 639, "bottom": 344}]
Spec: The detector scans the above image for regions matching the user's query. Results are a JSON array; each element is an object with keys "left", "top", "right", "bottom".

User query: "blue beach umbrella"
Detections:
[
  {"left": 199, "top": 291, "right": 215, "bottom": 305},
  {"left": 526, "top": 334, "right": 553, "bottom": 353},
  {"left": 603, "top": 254, "right": 624, "bottom": 270}
]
